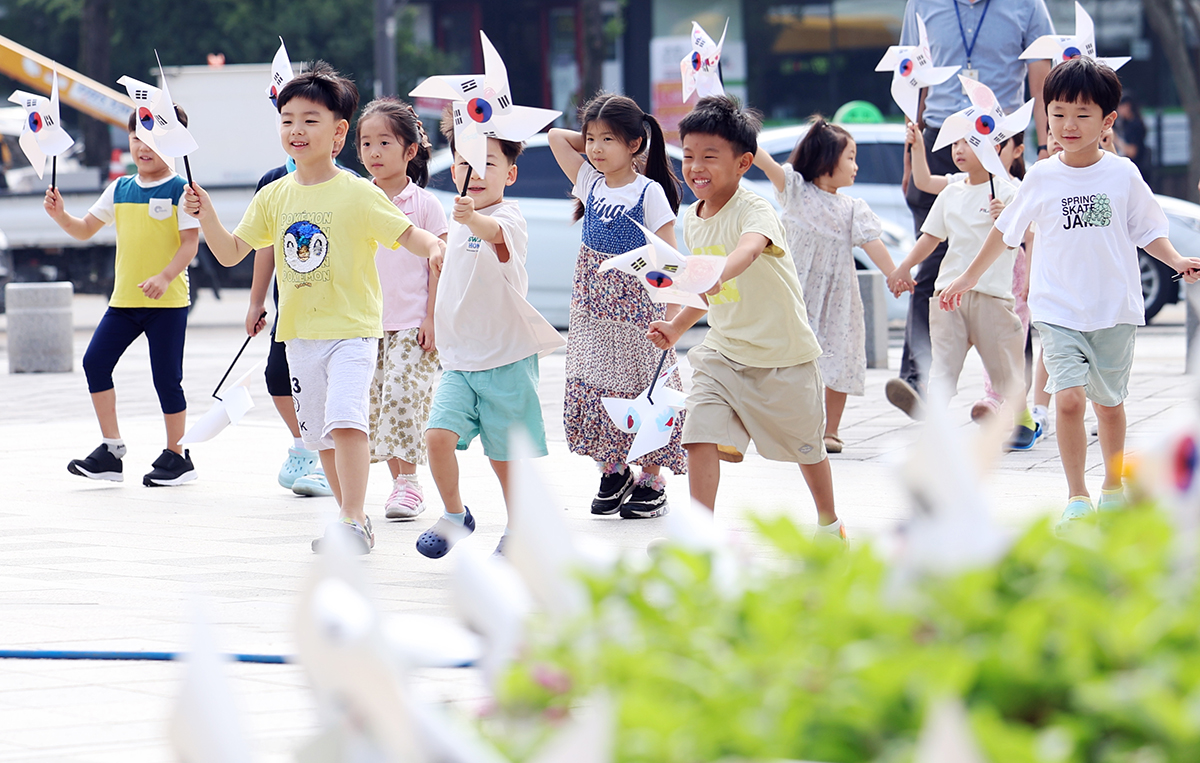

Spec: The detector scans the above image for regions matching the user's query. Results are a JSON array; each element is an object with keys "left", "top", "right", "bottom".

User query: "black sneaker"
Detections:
[
  {"left": 620, "top": 481, "right": 670, "bottom": 519},
  {"left": 68, "top": 444, "right": 124, "bottom": 482},
  {"left": 143, "top": 449, "right": 197, "bottom": 487},
  {"left": 591, "top": 468, "right": 635, "bottom": 514}
]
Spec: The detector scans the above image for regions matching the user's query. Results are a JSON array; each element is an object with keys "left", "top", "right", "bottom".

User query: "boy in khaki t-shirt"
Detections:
[{"left": 647, "top": 95, "right": 845, "bottom": 544}]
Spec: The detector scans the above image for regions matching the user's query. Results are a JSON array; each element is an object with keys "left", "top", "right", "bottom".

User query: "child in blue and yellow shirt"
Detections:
[{"left": 45, "top": 105, "right": 200, "bottom": 487}]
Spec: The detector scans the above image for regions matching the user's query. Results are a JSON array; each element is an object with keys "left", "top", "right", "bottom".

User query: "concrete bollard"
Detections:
[
  {"left": 5, "top": 282, "right": 74, "bottom": 374},
  {"left": 858, "top": 270, "right": 888, "bottom": 370}
]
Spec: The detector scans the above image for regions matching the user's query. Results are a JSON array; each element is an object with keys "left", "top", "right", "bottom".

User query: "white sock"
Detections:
[
  {"left": 817, "top": 518, "right": 842, "bottom": 534},
  {"left": 443, "top": 510, "right": 467, "bottom": 527},
  {"left": 293, "top": 437, "right": 306, "bottom": 450},
  {"left": 398, "top": 473, "right": 419, "bottom": 485},
  {"left": 102, "top": 438, "right": 126, "bottom": 459},
  {"left": 1032, "top": 405, "right": 1048, "bottom": 420}
]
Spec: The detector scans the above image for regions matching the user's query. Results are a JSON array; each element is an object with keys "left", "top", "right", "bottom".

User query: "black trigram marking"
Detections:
[
  {"left": 453, "top": 111, "right": 464, "bottom": 126},
  {"left": 156, "top": 114, "right": 168, "bottom": 126},
  {"left": 273, "top": 73, "right": 284, "bottom": 85},
  {"left": 134, "top": 89, "right": 149, "bottom": 101},
  {"left": 497, "top": 94, "right": 511, "bottom": 109},
  {"left": 968, "top": 135, "right": 982, "bottom": 147},
  {"left": 43, "top": 115, "right": 55, "bottom": 127},
  {"left": 663, "top": 263, "right": 679, "bottom": 273},
  {"left": 461, "top": 78, "right": 478, "bottom": 92},
  {"left": 24, "top": 98, "right": 37, "bottom": 108},
  {"left": 631, "top": 257, "right": 648, "bottom": 270}
]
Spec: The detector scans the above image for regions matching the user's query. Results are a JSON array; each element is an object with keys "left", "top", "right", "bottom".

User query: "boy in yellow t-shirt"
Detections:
[
  {"left": 185, "top": 63, "right": 446, "bottom": 554},
  {"left": 45, "top": 105, "right": 200, "bottom": 488},
  {"left": 647, "top": 96, "right": 845, "bottom": 543}
]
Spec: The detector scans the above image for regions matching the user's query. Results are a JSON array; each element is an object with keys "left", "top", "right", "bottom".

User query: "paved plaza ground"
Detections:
[{"left": 0, "top": 290, "right": 1195, "bottom": 761}]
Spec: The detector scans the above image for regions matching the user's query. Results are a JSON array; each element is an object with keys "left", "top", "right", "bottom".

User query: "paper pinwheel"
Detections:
[
  {"left": 932, "top": 76, "right": 1033, "bottom": 180},
  {"left": 601, "top": 362, "right": 688, "bottom": 463},
  {"left": 169, "top": 608, "right": 252, "bottom": 763},
  {"left": 1020, "top": 1, "right": 1130, "bottom": 71},
  {"left": 8, "top": 70, "right": 74, "bottom": 182},
  {"left": 599, "top": 218, "right": 724, "bottom": 310},
  {"left": 117, "top": 53, "right": 198, "bottom": 168},
  {"left": 409, "top": 31, "right": 560, "bottom": 184},
  {"left": 681, "top": 19, "right": 727, "bottom": 101},
  {"left": 266, "top": 37, "right": 294, "bottom": 109},
  {"left": 875, "top": 14, "right": 960, "bottom": 123},
  {"left": 178, "top": 362, "right": 260, "bottom": 445}
]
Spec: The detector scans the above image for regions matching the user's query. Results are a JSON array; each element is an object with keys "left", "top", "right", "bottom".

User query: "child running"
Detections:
[
  {"left": 414, "top": 117, "right": 566, "bottom": 559},
  {"left": 184, "top": 63, "right": 446, "bottom": 554},
  {"left": 47, "top": 105, "right": 200, "bottom": 487},
  {"left": 647, "top": 96, "right": 844, "bottom": 542},
  {"left": 548, "top": 94, "right": 684, "bottom": 518},
  {"left": 888, "top": 135, "right": 1035, "bottom": 449},
  {"left": 356, "top": 97, "right": 446, "bottom": 520},
  {"left": 906, "top": 122, "right": 1037, "bottom": 441},
  {"left": 751, "top": 116, "right": 894, "bottom": 454},
  {"left": 939, "top": 58, "right": 1200, "bottom": 529}
]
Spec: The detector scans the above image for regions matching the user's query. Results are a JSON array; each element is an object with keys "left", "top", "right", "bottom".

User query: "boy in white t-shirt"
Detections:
[
  {"left": 941, "top": 58, "right": 1200, "bottom": 529},
  {"left": 889, "top": 136, "right": 1036, "bottom": 450},
  {"left": 415, "top": 128, "right": 566, "bottom": 560}
]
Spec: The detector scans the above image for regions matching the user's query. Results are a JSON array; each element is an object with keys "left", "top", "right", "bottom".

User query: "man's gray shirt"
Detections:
[{"left": 901, "top": 0, "right": 1054, "bottom": 127}]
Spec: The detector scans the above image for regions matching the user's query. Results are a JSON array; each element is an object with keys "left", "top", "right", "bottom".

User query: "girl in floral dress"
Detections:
[
  {"left": 548, "top": 94, "right": 684, "bottom": 518},
  {"left": 752, "top": 117, "right": 896, "bottom": 454}
]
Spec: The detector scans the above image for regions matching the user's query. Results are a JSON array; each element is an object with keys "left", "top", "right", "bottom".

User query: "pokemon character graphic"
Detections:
[{"left": 283, "top": 220, "right": 329, "bottom": 275}]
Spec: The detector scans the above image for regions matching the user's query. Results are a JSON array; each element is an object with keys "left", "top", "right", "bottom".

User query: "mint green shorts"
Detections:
[
  {"left": 426, "top": 354, "right": 547, "bottom": 461},
  {"left": 1034, "top": 322, "right": 1136, "bottom": 407}
]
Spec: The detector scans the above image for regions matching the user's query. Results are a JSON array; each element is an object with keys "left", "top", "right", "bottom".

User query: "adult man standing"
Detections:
[{"left": 887, "top": 0, "right": 1054, "bottom": 417}]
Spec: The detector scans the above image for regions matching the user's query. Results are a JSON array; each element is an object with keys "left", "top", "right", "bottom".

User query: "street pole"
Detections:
[{"left": 374, "top": 0, "right": 397, "bottom": 98}]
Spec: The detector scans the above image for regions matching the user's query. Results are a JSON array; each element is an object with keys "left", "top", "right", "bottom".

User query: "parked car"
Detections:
[{"left": 426, "top": 129, "right": 914, "bottom": 327}]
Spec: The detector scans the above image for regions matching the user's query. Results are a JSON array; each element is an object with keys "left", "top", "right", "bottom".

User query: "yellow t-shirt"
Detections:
[
  {"left": 234, "top": 172, "right": 413, "bottom": 341},
  {"left": 682, "top": 186, "right": 821, "bottom": 368},
  {"left": 88, "top": 174, "right": 199, "bottom": 309}
]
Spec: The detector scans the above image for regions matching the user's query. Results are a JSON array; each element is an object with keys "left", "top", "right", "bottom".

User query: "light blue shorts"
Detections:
[
  {"left": 426, "top": 354, "right": 547, "bottom": 461},
  {"left": 1034, "top": 322, "right": 1136, "bottom": 407}
]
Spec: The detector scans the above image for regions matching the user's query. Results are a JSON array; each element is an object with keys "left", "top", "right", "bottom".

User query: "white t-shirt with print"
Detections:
[
  {"left": 571, "top": 162, "right": 675, "bottom": 233},
  {"left": 995, "top": 152, "right": 1169, "bottom": 331},
  {"left": 925, "top": 176, "right": 1018, "bottom": 300},
  {"left": 435, "top": 200, "right": 565, "bottom": 372}
]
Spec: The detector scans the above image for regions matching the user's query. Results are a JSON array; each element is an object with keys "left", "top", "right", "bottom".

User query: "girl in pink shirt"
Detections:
[{"left": 357, "top": 98, "right": 448, "bottom": 519}]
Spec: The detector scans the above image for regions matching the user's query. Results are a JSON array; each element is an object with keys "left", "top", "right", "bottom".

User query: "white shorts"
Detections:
[{"left": 285, "top": 337, "right": 377, "bottom": 451}]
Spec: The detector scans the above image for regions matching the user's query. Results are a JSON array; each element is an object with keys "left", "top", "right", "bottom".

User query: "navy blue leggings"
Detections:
[{"left": 83, "top": 306, "right": 188, "bottom": 414}]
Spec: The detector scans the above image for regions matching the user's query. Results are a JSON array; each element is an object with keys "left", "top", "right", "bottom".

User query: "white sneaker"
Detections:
[
  {"left": 1031, "top": 406, "right": 1050, "bottom": 437},
  {"left": 384, "top": 476, "right": 426, "bottom": 520}
]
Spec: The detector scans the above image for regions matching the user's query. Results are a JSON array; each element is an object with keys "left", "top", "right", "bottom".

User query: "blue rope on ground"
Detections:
[{"left": 0, "top": 649, "right": 291, "bottom": 664}]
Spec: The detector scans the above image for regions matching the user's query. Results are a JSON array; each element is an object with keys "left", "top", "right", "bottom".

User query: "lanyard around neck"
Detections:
[{"left": 953, "top": 0, "right": 991, "bottom": 66}]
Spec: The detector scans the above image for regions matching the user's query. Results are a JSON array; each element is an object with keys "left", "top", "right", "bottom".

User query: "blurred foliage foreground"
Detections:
[{"left": 487, "top": 509, "right": 1200, "bottom": 763}]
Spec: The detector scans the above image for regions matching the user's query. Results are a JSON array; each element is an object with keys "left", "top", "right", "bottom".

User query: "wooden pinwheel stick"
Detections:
[
  {"left": 212, "top": 311, "right": 266, "bottom": 400},
  {"left": 645, "top": 348, "right": 670, "bottom": 406}
]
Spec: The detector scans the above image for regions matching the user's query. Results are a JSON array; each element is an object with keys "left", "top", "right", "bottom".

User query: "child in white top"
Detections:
[
  {"left": 940, "top": 57, "right": 1200, "bottom": 529},
  {"left": 415, "top": 128, "right": 565, "bottom": 560},
  {"left": 548, "top": 93, "right": 685, "bottom": 518},
  {"left": 752, "top": 116, "right": 895, "bottom": 454},
  {"left": 357, "top": 98, "right": 448, "bottom": 521}
]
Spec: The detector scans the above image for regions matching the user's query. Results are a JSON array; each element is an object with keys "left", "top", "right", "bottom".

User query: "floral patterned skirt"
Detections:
[
  {"left": 564, "top": 244, "right": 687, "bottom": 474},
  {"left": 369, "top": 328, "right": 438, "bottom": 464}
]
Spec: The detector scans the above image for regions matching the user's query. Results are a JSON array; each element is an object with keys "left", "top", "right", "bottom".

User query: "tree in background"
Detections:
[
  {"left": 1144, "top": 0, "right": 1200, "bottom": 202},
  {"left": 79, "top": 0, "right": 110, "bottom": 168}
]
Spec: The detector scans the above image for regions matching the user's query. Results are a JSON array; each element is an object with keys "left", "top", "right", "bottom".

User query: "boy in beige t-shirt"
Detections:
[{"left": 647, "top": 96, "right": 844, "bottom": 543}]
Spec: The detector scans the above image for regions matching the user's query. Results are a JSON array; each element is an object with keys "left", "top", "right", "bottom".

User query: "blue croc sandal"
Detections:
[
  {"left": 416, "top": 507, "right": 475, "bottom": 559},
  {"left": 1055, "top": 496, "right": 1094, "bottom": 535},
  {"left": 279, "top": 447, "right": 320, "bottom": 490}
]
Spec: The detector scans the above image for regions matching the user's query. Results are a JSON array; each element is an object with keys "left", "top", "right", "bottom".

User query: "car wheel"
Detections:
[{"left": 1140, "top": 250, "right": 1176, "bottom": 323}]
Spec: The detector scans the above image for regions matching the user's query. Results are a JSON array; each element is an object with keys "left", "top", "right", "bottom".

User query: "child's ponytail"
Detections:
[
  {"left": 642, "top": 113, "right": 681, "bottom": 215},
  {"left": 788, "top": 114, "right": 852, "bottom": 182},
  {"left": 1003, "top": 131, "right": 1026, "bottom": 180},
  {"left": 571, "top": 93, "right": 681, "bottom": 222}
]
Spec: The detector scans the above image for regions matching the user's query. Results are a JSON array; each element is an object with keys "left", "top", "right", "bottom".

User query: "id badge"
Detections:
[{"left": 961, "top": 65, "right": 980, "bottom": 93}]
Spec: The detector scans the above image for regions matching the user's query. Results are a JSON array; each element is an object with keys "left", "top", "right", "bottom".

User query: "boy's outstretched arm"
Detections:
[
  {"left": 939, "top": 226, "right": 1009, "bottom": 310},
  {"left": 548, "top": 128, "right": 586, "bottom": 183},
  {"left": 44, "top": 188, "right": 104, "bottom": 240},
  {"left": 648, "top": 306, "right": 708, "bottom": 350},
  {"left": 139, "top": 228, "right": 199, "bottom": 300},
  {"left": 1143, "top": 237, "right": 1200, "bottom": 283},
  {"left": 183, "top": 183, "right": 252, "bottom": 266},
  {"left": 708, "top": 232, "right": 771, "bottom": 291},
  {"left": 752, "top": 147, "right": 786, "bottom": 194}
]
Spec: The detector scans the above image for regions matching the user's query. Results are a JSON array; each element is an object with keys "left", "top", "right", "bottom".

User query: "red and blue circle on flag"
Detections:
[
  {"left": 1175, "top": 435, "right": 1198, "bottom": 492},
  {"left": 975, "top": 114, "right": 996, "bottom": 135},
  {"left": 269, "top": 86, "right": 279, "bottom": 108},
  {"left": 691, "top": 51, "right": 702, "bottom": 71},
  {"left": 1062, "top": 46, "right": 1082, "bottom": 60},
  {"left": 467, "top": 98, "right": 493, "bottom": 124},
  {"left": 27, "top": 112, "right": 42, "bottom": 133},
  {"left": 899, "top": 59, "right": 914, "bottom": 77},
  {"left": 645, "top": 271, "right": 674, "bottom": 288},
  {"left": 138, "top": 107, "right": 155, "bottom": 131}
]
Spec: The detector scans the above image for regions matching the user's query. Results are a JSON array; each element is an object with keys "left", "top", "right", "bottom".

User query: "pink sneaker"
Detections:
[{"left": 384, "top": 476, "right": 426, "bottom": 520}]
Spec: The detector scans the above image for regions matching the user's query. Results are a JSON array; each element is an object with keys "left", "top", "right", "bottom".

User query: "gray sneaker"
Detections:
[{"left": 885, "top": 378, "right": 924, "bottom": 420}]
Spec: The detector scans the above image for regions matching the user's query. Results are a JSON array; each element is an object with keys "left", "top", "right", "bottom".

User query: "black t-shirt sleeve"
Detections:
[{"left": 254, "top": 165, "right": 289, "bottom": 194}]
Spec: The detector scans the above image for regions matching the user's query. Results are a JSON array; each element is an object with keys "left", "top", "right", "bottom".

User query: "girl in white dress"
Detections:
[{"left": 753, "top": 117, "right": 897, "bottom": 454}]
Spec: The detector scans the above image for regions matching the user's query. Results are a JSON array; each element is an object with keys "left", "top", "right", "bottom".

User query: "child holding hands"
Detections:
[{"left": 752, "top": 117, "right": 895, "bottom": 453}]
